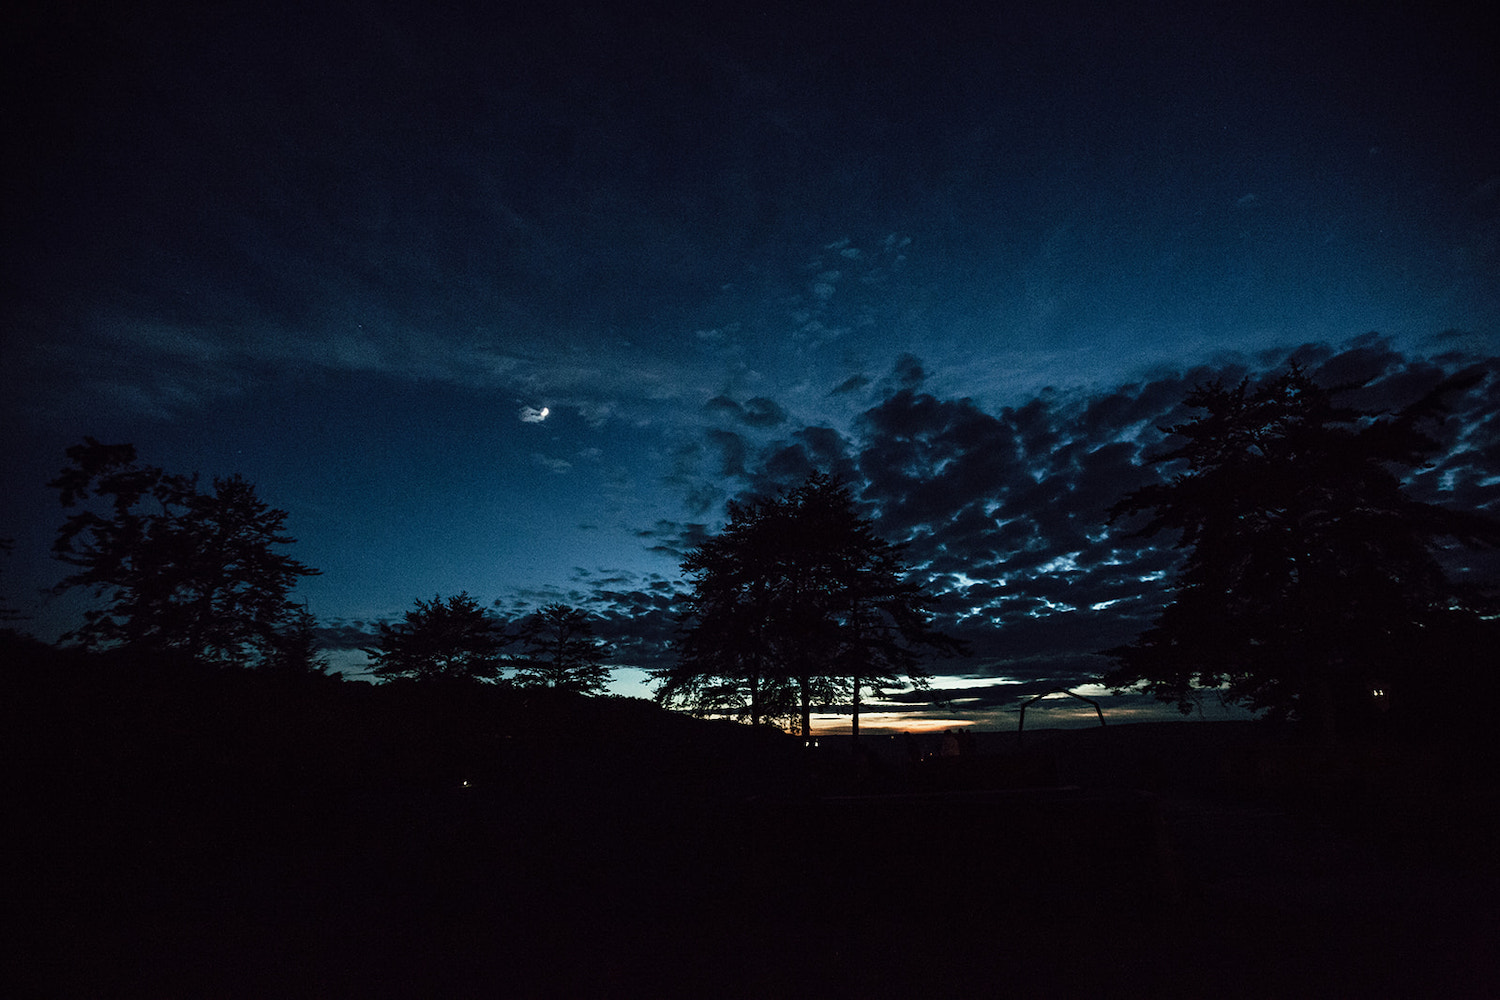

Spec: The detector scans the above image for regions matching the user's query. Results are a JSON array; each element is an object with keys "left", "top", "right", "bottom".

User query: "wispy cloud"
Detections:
[{"left": 533, "top": 453, "right": 572, "bottom": 474}]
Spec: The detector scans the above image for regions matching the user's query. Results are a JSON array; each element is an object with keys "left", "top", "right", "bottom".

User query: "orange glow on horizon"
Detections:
[{"left": 809, "top": 713, "right": 976, "bottom": 735}]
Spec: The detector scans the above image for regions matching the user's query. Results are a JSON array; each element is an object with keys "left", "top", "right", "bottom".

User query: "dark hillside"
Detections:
[{"left": 5, "top": 641, "right": 1497, "bottom": 997}]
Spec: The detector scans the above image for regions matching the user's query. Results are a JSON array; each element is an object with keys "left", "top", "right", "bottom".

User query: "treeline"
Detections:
[
  {"left": 11, "top": 441, "right": 962, "bottom": 738},
  {"left": 22, "top": 438, "right": 614, "bottom": 694},
  {"left": 7, "top": 359, "right": 1500, "bottom": 744}
]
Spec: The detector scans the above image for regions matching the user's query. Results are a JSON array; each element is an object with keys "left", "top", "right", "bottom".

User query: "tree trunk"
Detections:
[
  {"left": 800, "top": 675, "right": 811, "bottom": 738},
  {"left": 192, "top": 579, "right": 219, "bottom": 660},
  {"left": 851, "top": 677, "right": 861, "bottom": 744}
]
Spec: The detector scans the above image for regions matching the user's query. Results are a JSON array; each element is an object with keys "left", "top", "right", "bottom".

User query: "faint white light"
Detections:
[
  {"left": 520, "top": 405, "right": 550, "bottom": 423},
  {"left": 1037, "top": 552, "right": 1081, "bottom": 574}
]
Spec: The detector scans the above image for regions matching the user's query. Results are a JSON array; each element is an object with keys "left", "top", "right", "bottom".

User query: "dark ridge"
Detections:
[{"left": 5, "top": 639, "right": 1497, "bottom": 998}]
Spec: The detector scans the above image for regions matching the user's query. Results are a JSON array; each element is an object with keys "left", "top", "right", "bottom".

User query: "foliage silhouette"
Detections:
[
  {"left": 264, "top": 605, "right": 333, "bottom": 677},
  {"left": 1104, "top": 364, "right": 1500, "bottom": 736},
  {"left": 658, "top": 487, "right": 800, "bottom": 730},
  {"left": 365, "top": 591, "right": 507, "bottom": 683},
  {"left": 47, "top": 439, "right": 320, "bottom": 665},
  {"left": 657, "top": 472, "right": 962, "bottom": 737},
  {"left": 513, "top": 602, "right": 612, "bottom": 694}
]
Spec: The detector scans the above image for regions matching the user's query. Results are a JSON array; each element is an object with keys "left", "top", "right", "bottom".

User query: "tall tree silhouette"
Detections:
[
  {"left": 659, "top": 490, "right": 798, "bottom": 729},
  {"left": 658, "top": 473, "right": 961, "bottom": 738},
  {"left": 48, "top": 439, "right": 320, "bottom": 664},
  {"left": 1105, "top": 365, "right": 1500, "bottom": 736},
  {"left": 513, "top": 603, "right": 612, "bottom": 694},
  {"left": 365, "top": 592, "right": 506, "bottom": 684}
]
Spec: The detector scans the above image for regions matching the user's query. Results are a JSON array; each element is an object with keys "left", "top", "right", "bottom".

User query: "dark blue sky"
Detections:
[{"left": 3, "top": 0, "right": 1497, "bottom": 727}]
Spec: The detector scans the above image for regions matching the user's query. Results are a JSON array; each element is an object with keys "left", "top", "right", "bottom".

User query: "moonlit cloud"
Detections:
[
  {"left": 676, "top": 337, "right": 1500, "bottom": 704},
  {"left": 520, "top": 405, "right": 550, "bottom": 423}
]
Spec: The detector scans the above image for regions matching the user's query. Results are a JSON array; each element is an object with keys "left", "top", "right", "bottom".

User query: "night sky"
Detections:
[{"left": 4, "top": 0, "right": 1497, "bottom": 730}]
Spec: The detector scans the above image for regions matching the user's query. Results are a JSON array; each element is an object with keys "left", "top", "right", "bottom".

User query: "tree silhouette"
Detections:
[
  {"left": 658, "top": 473, "right": 961, "bottom": 738},
  {"left": 47, "top": 439, "right": 320, "bottom": 664},
  {"left": 365, "top": 592, "right": 507, "bottom": 684},
  {"left": 658, "top": 490, "right": 800, "bottom": 730},
  {"left": 1105, "top": 364, "right": 1500, "bottom": 737},
  {"left": 265, "top": 606, "right": 332, "bottom": 677},
  {"left": 513, "top": 603, "right": 612, "bottom": 694}
]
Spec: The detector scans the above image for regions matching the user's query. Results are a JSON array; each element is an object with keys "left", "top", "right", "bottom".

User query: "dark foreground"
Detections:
[{"left": 6, "top": 660, "right": 1498, "bottom": 997}]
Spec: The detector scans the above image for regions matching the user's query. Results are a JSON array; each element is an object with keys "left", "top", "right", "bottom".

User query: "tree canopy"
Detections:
[
  {"left": 513, "top": 603, "right": 612, "bottom": 694},
  {"left": 656, "top": 473, "right": 962, "bottom": 738},
  {"left": 1104, "top": 364, "right": 1500, "bottom": 736},
  {"left": 264, "top": 606, "right": 333, "bottom": 677},
  {"left": 48, "top": 439, "right": 320, "bottom": 665},
  {"left": 365, "top": 592, "right": 507, "bottom": 684}
]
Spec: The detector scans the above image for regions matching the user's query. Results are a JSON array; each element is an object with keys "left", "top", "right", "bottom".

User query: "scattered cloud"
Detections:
[
  {"left": 831, "top": 374, "right": 870, "bottom": 396},
  {"left": 703, "top": 394, "right": 787, "bottom": 427},
  {"left": 205, "top": 334, "right": 1497, "bottom": 718},
  {"left": 682, "top": 335, "right": 1500, "bottom": 699},
  {"left": 741, "top": 397, "right": 787, "bottom": 427},
  {"left": 810, "top": 270, "right": 841, "bottom": 302}
]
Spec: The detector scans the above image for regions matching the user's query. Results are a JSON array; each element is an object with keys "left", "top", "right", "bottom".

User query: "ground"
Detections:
[{"left": 6, "top": 661, "right": 1497, "bottom": 997}]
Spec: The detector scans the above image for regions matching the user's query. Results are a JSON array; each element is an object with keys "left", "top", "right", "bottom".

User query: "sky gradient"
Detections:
[{"left": 4, "top": 0, "right": 1497, "bottom": 730}]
